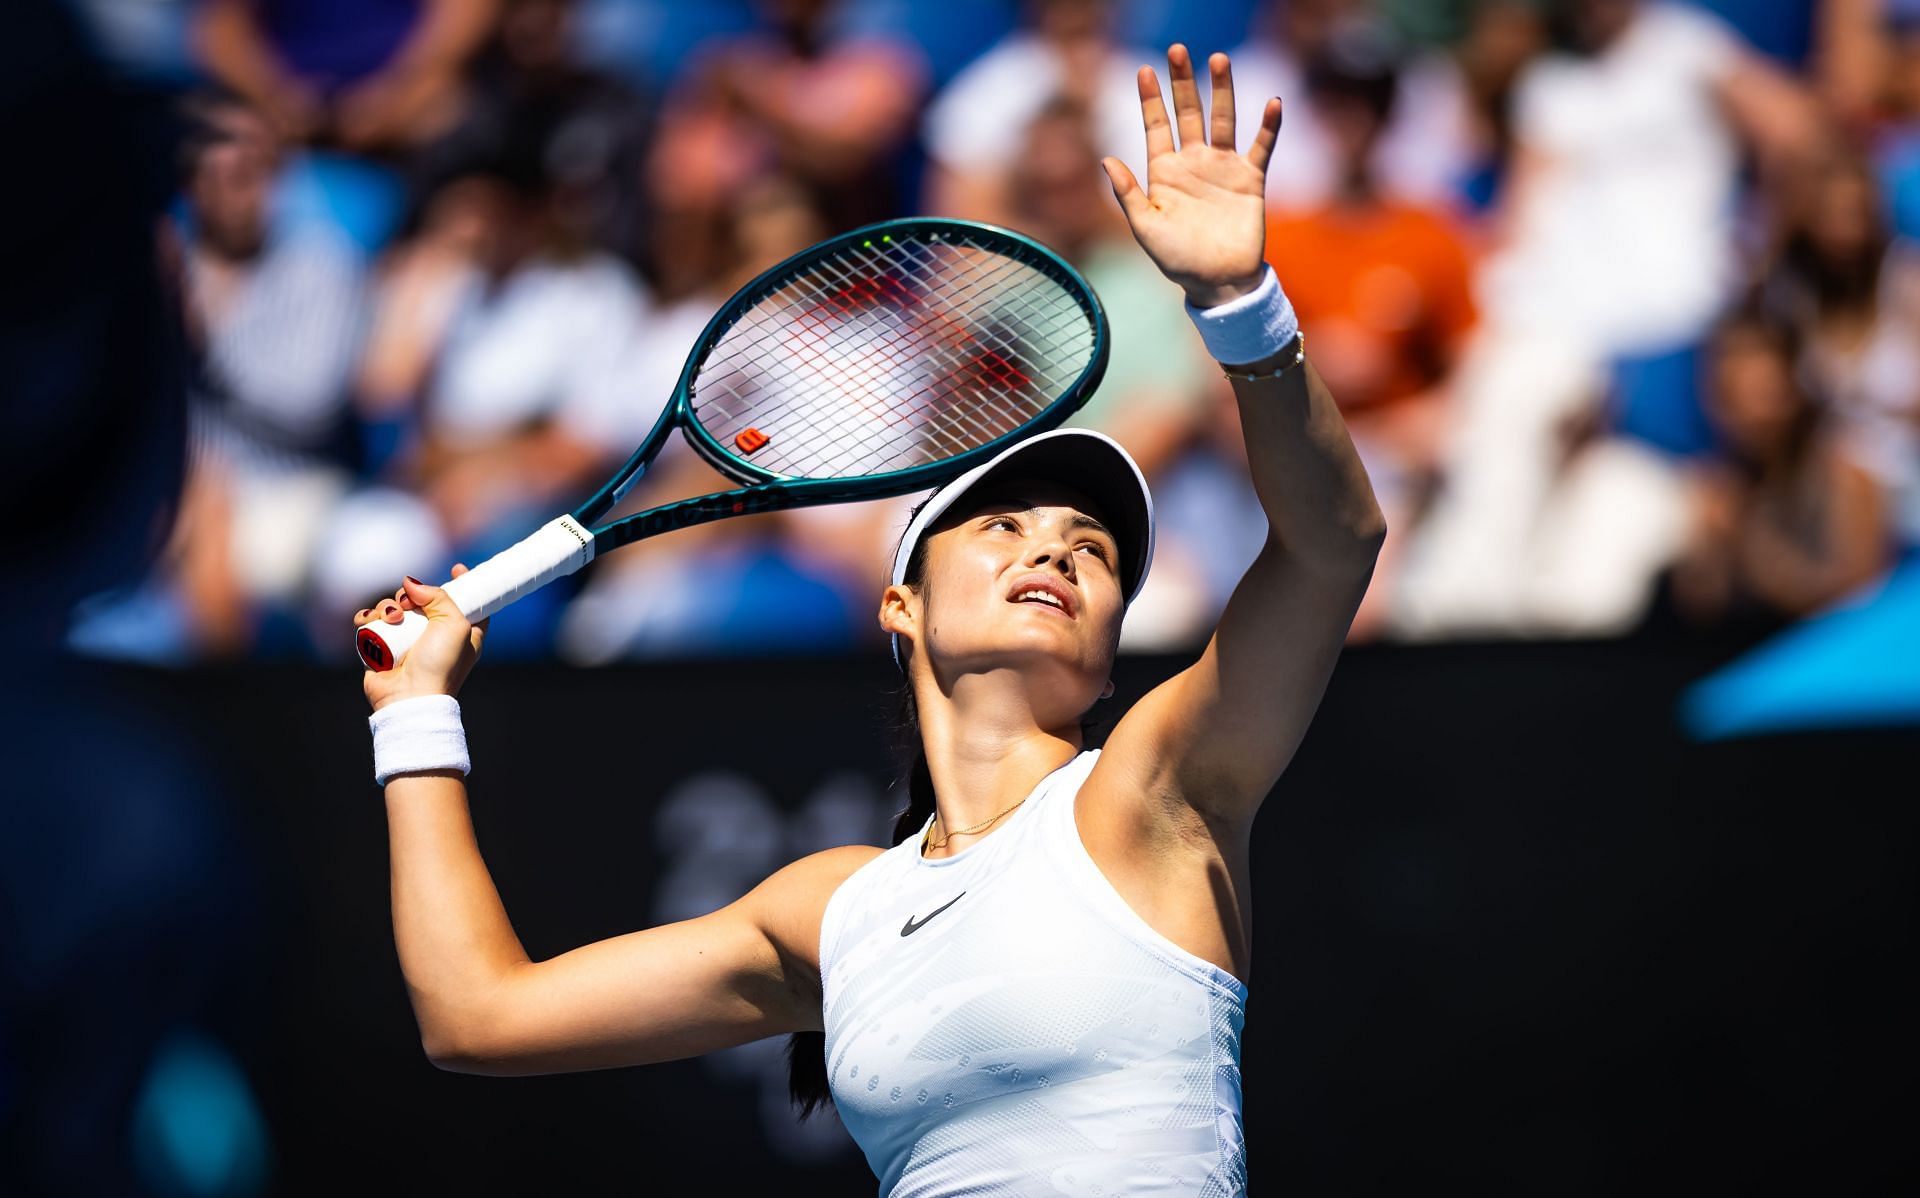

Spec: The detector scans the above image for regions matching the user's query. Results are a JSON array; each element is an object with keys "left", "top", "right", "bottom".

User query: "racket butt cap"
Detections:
[{"left": 358, "top": 611, "right": 429, "bottom": 671}]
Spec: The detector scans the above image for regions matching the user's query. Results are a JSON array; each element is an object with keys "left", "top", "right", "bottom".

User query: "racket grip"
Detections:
[{"left": 356, "top": 515, "right": 596, "bottom": 672}]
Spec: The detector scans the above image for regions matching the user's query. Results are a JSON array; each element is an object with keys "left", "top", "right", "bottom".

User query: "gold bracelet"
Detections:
[{"left": 1220, "top": 331, "right": 1307, "bottom": 382}]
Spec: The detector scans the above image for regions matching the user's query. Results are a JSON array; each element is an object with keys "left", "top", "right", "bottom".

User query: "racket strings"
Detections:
[
  {"left": 703, "top": 241, "right": 1075, "bottom": 474},
  {"left": 755, "top": 247, "right": 1075, "bottom": 474},
  {"left": 690, "top": 232, "right": 1097, "bottom": 480},
  {"left": 704, "top": 251, "right": 1049, "bottom": 464}
]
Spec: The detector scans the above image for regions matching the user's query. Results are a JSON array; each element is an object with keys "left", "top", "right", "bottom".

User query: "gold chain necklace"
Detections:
[{"left": 922, "top": 796, "right": 1029, "bottom": 852}]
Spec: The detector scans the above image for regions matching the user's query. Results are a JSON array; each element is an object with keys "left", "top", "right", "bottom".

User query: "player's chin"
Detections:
[{"left": 999, "top": 628, "right": 1108, "bottom": 687}]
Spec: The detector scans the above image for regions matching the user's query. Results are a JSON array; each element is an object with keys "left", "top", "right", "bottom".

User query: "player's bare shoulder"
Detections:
[{"left": 744, "top": 843, "right": 887, "bottom": 978}]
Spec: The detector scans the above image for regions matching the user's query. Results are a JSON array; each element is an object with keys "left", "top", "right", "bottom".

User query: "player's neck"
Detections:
[{"left": 914, "top": 672, "right": 1082, "bottom": 858}]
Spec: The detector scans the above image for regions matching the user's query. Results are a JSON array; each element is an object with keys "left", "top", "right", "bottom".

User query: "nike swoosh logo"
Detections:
[{"left": 901, "top": 892, "right": 966, "bottom": 937}]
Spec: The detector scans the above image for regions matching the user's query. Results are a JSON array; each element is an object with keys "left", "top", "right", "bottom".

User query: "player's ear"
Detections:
[
  {"left": 878, "top": 583, "right": 917, "bottom": 640},
  {"left": 1100, "top": 679, "right": 1115, "bottom": 700}
]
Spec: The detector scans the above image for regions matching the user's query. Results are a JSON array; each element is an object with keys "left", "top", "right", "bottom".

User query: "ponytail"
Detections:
[{"left": 786, "top": 679, "right": 932, "bottom": 1119}]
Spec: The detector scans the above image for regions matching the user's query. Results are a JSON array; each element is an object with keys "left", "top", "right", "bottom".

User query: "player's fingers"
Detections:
[
  {"left": 1137, "top": 65, "right": 1175, "bottom": 159},
  {"left": 1102, "top": 157, "right": 1149, "bottom": 222},
  {"left": 1208, "top": 52, "right": 1236, "bottom": 150},
  {"left": 450, "top": 562, "right": 471, "bottom": 578},
  {"left": 1167, "top": 45, "right": 1206, "bottom": 149},
  {"left": 1245, "top": 96, "right": 1282, "bottom": 174},
  {"left": 378, "top": 598, "right": 404, "bottom": 625},
  {"left": 400, "top": 574, "right": 467, "bottom": 623}
]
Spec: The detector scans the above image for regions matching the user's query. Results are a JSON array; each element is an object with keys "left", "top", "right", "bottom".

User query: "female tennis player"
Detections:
[{"left": 356, "top": 46, "right": 1383, "bottom": 1195}]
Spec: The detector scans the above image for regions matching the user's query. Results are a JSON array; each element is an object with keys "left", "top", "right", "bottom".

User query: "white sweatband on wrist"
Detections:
[
  {"left": 370, "top": 694, "right": 471, "bottom": 786},
  {"left": 1183, "top": 265, "right": 1299, "bottom": 366}
]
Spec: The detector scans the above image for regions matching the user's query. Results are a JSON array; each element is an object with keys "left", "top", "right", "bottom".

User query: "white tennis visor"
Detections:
[{"left": 888, "top": 428, "right": 1156, "bottom": 669}]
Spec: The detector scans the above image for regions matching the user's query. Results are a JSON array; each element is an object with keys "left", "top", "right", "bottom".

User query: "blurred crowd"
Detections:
[{"left": 67, "top": 0, "right": 1920, "bottom": 661}]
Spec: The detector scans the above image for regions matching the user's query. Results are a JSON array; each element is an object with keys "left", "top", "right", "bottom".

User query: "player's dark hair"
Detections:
[
  {"left": 786, "top": 494, "right": 1114, "bottom": 1118},
  {"left": 784, "top": 502, "right": 937, "bottom": 1119}
]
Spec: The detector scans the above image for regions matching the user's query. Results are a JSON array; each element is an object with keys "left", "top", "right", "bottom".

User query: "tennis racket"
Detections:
[{"left": 357, "top": 217, "right": 1110, "bottom": 671}]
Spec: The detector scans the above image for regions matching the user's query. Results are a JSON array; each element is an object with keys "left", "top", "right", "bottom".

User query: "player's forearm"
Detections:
[
  {"left": 384, "top": 771, "right": 534, "bottom": 1060},
  {"left": 193, "top": 0, "right": 295, "bottom": 105},
  {"left": 1228, "top": 357, "right": 1388, "bottom": 572},
  {"left": 385, "top": 0, "right": 498, "bottom": 77}
]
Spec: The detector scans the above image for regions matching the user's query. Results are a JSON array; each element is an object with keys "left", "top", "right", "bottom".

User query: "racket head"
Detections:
[{"left": 668, "top": 218, "right": 1109, "bottom": 496}]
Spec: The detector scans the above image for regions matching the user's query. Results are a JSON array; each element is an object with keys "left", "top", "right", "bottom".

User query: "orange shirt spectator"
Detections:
[{"left": 1265, "top": 201, "right": 1477, "bottom": 415}]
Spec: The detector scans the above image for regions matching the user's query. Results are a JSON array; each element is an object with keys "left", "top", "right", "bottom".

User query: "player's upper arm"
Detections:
[
  {"left": 1096, "top": 535, "right": 1375, "bottom": 830},
  {"left": 428, "top": 844, "right": 882, "bottom": 1076}
]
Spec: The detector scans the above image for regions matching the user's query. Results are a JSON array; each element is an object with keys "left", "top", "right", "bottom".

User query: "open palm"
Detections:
[{"left": 1103, "top": 46, "right": 1281, "bottom": 309}]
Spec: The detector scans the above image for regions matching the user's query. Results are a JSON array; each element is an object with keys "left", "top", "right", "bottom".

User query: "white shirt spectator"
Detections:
[
  {"left": 427, "top": 252, "right": 653, "bottom": 448},
  {"left": 1481, "top": 3, "right": 1744, "bottom": 354},
  {"left": 924, "top": 34, "right": 1155, "bottom": 189},
  {"left": 1226, "top": 42, "right": 1475, "bottom": 211}
]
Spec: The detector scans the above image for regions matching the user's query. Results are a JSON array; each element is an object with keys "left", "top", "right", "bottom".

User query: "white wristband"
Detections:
[
  {"left": 1183, "top": 265, "right": 1299, "bottom": 366},
  {"left": 370, "top": 694, "right": 471, "bottom": 786}
]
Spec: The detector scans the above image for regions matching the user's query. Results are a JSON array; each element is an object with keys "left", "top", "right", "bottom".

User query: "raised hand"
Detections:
[{"left": 1102, "top": 46, "right": 1280, "bottom": 309}]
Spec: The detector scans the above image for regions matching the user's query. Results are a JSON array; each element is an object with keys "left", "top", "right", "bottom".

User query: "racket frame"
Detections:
[
  {"left": 572, "top": 217, "right": 1110, "bottom": 552},
  {"left": 358, "top": 217, "right": 1108, "bottom": 672}
]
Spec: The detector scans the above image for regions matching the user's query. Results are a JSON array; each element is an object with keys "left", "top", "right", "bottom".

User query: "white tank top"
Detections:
[{"left": 819, "top": 749, "right": 1249, "bottom": 1196}]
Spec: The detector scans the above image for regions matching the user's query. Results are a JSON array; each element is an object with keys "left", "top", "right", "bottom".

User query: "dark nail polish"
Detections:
[{"left": 404, "top": 575, "right": 422, "bottom": 587}]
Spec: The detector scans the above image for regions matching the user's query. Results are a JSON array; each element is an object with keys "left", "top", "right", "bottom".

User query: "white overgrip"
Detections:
[
  {"left": 440, "top": 514, "right": 596, "bottom": 622},
  {"left": 356, "top": 515, "right": 596, "bottom": 671}
]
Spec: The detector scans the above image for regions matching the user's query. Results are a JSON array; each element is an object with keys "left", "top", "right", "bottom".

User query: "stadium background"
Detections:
[{"left": 3, "top": 0, "right": 1917, "bottom": 1192}]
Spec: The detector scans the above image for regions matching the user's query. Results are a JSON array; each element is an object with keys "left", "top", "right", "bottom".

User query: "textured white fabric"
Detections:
[
  {"left": 370, "top": 694, "right": 470, "bottom": 785},
  {"left": 820, "top": 750, "right": 1248, "bottom": 1197},
  {"left": 1183, "top": 266, "right": 1298, "bottom": 367}
]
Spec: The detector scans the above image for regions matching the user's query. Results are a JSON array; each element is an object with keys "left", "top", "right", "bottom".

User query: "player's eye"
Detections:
[
  {"left": 983, "top": 516, "right": 1019, "bottom": 532},
  {"left": 1077, "top": 541, "right": 1111, "bottom": 562}
]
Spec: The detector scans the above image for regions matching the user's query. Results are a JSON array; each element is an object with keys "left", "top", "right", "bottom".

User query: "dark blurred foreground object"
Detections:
[{"left": 0, "top": 3, "right": 270, "bottom": 1192}]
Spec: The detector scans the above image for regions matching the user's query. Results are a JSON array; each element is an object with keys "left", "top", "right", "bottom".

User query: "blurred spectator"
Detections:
[
  {"left": 1394, "top": 0, "right": 1822, "bottom": 636},
  {"left": 1812, "top": 0, "right": 1895, "bottom": 136},
  {"left": 411, "top": 0, "right": 652, "bottom": 263},
  {"left": 1484, "top": 0, "right": 1819, "bottom": 352},
  {"left": 170, "top": 91, "right": 366, "bottom": 655},
  {"left": 1666, "top": 311, "right": 1891, "bottom": 629},
  {"left": 922, "top": 0, "right": 1152, "bottom": 225},
  {"left": 1451, "top": 0, "right": 1550, "bottom": 209},
  {"left": 1230, "top": 0, "right": 1478, "bottom": 209},
  {"left": 645, "top": 0, "right": 924, "bottom": 299},
  {"left": 1843, "top": 4, "right": 1920, "bottom": 248},
  {"left": 1759, "top": 151, "right": 1920, "bottom": 545},
  {"left": 557, "top": 174, "right": 873, "bottom": 661},
  {"left": 193, "top": 0, "right": 497, "bottom": 151},
  {"left": 345, "top": 115, "right": 653, "bottom": 656},
  {"left": 1264, "top": 27, "right": 1479, "bottom": 637}
]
